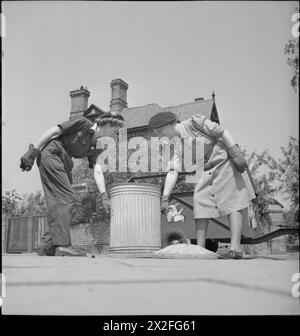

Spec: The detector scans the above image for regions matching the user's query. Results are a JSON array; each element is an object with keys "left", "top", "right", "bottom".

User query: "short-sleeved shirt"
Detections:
[
  {"left": 167, "top": 114, "right": 225, "bottom": 172},
  {"left": 57, "top": 117, "right": 100, "bottom": 166}
]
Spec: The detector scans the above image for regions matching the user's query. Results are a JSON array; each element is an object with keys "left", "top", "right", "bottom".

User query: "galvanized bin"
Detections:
[{"left": 108, "top": 183, "right": 161, "bottom": 257}]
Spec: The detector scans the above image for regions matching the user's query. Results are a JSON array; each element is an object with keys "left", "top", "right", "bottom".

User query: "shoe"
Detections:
[
  {"left": 36, "top": 245, "right": 56, "bottom": 256},
  {"left": 55, "top": 246, "right": 87, "bottom": 257},
  {"left": 217, "top": 250, "right": 243, "bottom": 259}
]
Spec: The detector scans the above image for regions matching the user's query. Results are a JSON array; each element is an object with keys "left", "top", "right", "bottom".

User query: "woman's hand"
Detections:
[
  {"left": 20, "top": 126, "right": 62, "bottom": 172},
  {"left": 161, "top": 195, "right": 170, "bottom": 214},
  {"left": 20, "top": 144, "right": 40, "bottom": 172}
]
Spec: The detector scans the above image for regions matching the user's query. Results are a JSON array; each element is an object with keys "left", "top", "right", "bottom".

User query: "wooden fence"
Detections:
[{"left": 4, "top": 215, "right": 49, "bottom": 253}]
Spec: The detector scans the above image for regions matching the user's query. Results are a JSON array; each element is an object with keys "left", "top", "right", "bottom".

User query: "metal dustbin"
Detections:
[{"left": 108, "top": 183, "right": 161, "bottom": 257}]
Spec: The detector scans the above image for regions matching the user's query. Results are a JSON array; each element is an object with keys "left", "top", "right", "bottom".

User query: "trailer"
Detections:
[{"left": 128, "top": 174, "right": 298, "bottom": 252}]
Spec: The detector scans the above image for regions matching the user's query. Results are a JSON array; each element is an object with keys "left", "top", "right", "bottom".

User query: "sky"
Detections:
[{"left": 2, "top": 1, "right": 299, "bottom": 203}]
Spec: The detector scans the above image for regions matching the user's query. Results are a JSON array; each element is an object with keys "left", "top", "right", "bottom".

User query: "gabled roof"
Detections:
[
  {"left": 122, "top": 99, "right": 219, "bottom": 130},
  {"left": 83, "top": 104, "right": 106, "bottom": 119},
  {"left": 82, "top": 98, "right": 219, "bottom": 129}
]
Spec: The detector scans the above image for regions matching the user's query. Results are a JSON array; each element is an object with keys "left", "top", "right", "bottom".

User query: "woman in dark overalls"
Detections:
[{"left": 20, "top": 112, "right": 125, "bottom": 256}]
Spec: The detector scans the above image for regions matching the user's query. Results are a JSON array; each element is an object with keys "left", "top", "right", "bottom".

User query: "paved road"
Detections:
[{"left": 2, "top": 253, "right": 299, "bottom": 315}]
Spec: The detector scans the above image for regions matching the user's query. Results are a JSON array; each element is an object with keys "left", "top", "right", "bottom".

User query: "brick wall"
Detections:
[
  {"left": 267, "top": 211, "right": 287, "bottom": 254},
  {"left": 70, "top": 220, "right": 110, "bottom": 254},
  {"left": 242, "top": 242, "right": 272, "bottom": 256},
  {"left": 240, "top": 212, "right": 275, "bottom": 256}
]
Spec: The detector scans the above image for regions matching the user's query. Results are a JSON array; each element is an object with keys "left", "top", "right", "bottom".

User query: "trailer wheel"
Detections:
[
  {"left": 206, "top": 239, "right": 219, "bottom": 252},
  {"left": 162, "top": 230, "right": 188, "bottom": 248}
]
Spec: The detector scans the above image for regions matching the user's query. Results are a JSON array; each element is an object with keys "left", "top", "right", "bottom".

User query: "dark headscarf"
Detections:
[{"left": 148, "top": 111, "right": 177, "bottom": 129}]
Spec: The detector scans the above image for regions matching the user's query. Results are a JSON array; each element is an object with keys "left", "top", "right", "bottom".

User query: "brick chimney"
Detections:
[
  {"left": 69, "top": 86, "right": 90, "bottom": 120},
  {"left": 110, "top": 79, "right": 128, "bottom": 113}
]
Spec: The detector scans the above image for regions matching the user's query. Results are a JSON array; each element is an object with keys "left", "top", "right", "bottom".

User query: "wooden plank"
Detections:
[
  {"left": 7, "top": 217, "right": 29, "bottom": 252},
  {"left": 33, "top": 215, "right": 48, "bottom": 250},
  {"left": 32, "top": 216, "right": 40, "bottom": 251},
  {"left": 27, "top": 216, "right": 33, "bottom": 253}
]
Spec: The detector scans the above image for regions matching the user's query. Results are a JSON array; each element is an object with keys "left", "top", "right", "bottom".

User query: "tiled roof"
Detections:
[
  {"left": 122, "top": 99, "right": 216, "bottom": 129},
  {"left": 165, "top": 99, "right": 215, "bottom": 122},
  {"left": 121, "top": 103, "right": 164, "bottom": 129}
]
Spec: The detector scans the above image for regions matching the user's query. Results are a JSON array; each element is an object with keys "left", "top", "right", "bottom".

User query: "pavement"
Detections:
[{"left": 1, "top": 253, "right": 300, "bottom": 315}]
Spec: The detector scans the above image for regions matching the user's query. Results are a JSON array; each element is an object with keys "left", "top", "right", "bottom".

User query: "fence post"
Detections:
[{"left": 27, "top": 216, "right": 33, "bottom": 253}]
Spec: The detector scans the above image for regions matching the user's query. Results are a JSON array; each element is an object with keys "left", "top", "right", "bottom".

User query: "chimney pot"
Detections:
[{"left": 110, "top": 78, "right": 128, "bottom": 113}]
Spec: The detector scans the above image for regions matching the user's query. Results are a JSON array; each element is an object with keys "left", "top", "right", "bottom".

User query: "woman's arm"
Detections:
[
  {"left": 93, "top": 162, "right": 106, "bottom": 193},
  {"left": 34, "top": 126, "right": 62, "bottom": 150},
  {"left": 221, "top": 129, "right": 236, "bottom": 148},
  {"left": 221, "top": 129, "right": 247, "bottom": 173},
  {"left": 192, "top": 115, "right": 247, "bottom": 173},
  {"left": 94, "top": 162, "right": 111, "bottom": 213},
  {"left": 161, "top": 170, "right": 179, "bottom": 213},
  {"left": 162, "top": 170, "right": 179, "bottom": 197}
]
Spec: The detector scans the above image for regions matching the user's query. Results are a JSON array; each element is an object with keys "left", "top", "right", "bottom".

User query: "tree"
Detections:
[
  {"left": 242, "top": 148, "right": 278, "bottom": 219},
  {"left": 2, "top": 190, "right": 24, "bottom": 217},
  {"left": 284, "top": 8, "right": 299, "bottom": 91},
  {"left": 275, "top": 137, "right": 299, "bottom": 208},
  {"left": 2, "top": 190, "right": 48, "bottom": 217},
  {"left": 285, "top": 39, "right": 299, "bottom": 91},
  {"left": 273, "top": 137, "right": 299, "bottom": 226},
  {"left": 18, "top": 191, "right": 48, "bottom": 216},
  {"left": 243, "top": 138, "right": 299, "bottom": 228}
]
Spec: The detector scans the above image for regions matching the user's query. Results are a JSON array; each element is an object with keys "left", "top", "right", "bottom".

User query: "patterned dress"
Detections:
[{"left": 168, "top": 115, "right": 255, "bottom": 219}]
